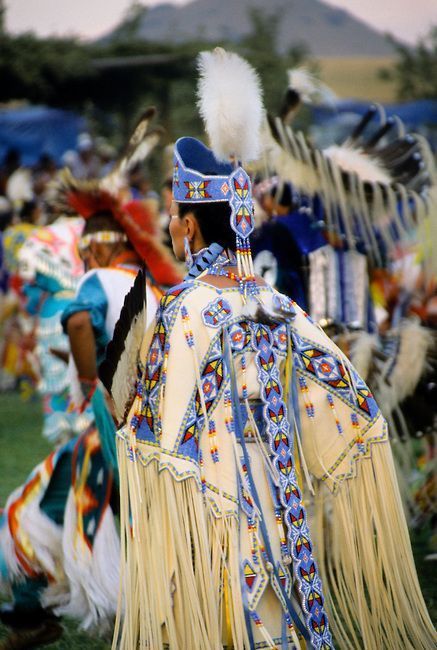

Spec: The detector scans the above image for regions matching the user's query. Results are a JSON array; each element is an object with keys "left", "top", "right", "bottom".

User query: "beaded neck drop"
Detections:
[{"left": 184, "top": 243, "right": 224, "bottom": 280}]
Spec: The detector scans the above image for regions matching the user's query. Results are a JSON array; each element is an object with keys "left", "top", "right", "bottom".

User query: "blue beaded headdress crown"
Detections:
[
  {"left": 172, "top": 49, "right": 263, "bottom": 297},
  {"left": 173, "top": 136, "right": 255, "bottom": 241}
]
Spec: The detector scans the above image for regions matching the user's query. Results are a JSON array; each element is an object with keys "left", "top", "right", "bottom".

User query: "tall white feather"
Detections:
[
  {"left": 287, "top": 67, "right": 337, "bottom": 107},
  {"left": 197, "top": 47, "right": 264, "bottom": 163},
  {"left": 324, "top": 144, "right": 391, "bottom": 184},
  {"left": 101, "top": 130, "right": 163, "bottom": 196}
]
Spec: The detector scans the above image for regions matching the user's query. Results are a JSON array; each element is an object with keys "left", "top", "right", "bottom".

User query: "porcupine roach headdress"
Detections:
[
  {"left": 52, "top": 107, "right": 182, "bottom": 288},
  {"left": 173, "top": 48, "right": 264, "bottom": 301}
]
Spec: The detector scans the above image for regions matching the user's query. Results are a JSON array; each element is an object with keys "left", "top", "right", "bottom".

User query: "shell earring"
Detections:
[{"left": 184, "top": 236, "right": 193, "bottom": 270}]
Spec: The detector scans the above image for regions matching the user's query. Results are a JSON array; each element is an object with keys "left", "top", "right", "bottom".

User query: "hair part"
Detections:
[{"left": 178, "top": 201, "right": 236, "bottom": 251}]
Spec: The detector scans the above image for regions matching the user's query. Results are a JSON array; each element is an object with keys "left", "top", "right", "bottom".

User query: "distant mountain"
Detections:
[{"left": 105, "top": 0, "right": 396, "bottom": 58}]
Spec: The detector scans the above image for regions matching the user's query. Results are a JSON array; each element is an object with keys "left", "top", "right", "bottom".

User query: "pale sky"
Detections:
[{"left": 5, "top": 0, "right": 437, "bottom": 45}]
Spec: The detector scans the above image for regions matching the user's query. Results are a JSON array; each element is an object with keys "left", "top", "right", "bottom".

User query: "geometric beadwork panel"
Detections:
[
  {"left": 136, "top": 284, "right": 193, "bottom": 443},
  {"left": 251, "top": 321, "right": 333, "bottom": 648},
  {"left": 177, "top": 337, "right": 224, "bottom": 460},
  {"left": 202, "top": 296, "right": 232, "bottom": 328},
  {"left": 270, "top": 323, "right": 288, "bottom": 354},
  {"left": 229, "top": 168, "right": 254, "bottom": 240},
  {"left": 291, "top": 330, "right": 379, "bottom": 420},
  {"left": 136, "top": 319, "right": 167, "bottom": 443},
  {"left": 228, "top": 321, "right": 251, "bottom": 352}
]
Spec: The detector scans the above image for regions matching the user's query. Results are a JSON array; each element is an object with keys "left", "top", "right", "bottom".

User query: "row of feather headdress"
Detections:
[
  {"left": 262, "top": 68, "right": 436, "bottom": 267},
  {"left": 195, "top": 50, "right": 435, "bottom": 271}
]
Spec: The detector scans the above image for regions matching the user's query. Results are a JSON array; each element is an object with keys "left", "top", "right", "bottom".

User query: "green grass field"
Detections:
[
  {"left": 0, "top": 392, "right": 110, "bottom": 649},
  {"left": 0, "top": 391, "right": 435, "bottom": 648}
]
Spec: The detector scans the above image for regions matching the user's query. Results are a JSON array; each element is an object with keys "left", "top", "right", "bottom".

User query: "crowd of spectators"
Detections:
[{"left": 0, "top": 132, "right": 168, "bottom": 235}]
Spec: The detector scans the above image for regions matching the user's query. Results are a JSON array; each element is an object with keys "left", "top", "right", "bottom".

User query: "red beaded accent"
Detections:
[{"left": 221, "top": 270, "right": 255, "bottom": 283}]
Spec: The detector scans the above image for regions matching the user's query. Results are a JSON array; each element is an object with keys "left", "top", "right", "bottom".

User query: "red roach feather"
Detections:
[{"left": 117, "top": 201, "right": 182, "bottom": 287}]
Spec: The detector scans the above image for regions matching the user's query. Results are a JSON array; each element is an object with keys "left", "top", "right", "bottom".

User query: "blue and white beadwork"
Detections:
[
  {"left": 228, "top": 167, "right": 255, "bottom": 240},
  {"left": 202, "top": 297, "right": 232, "bottom": 328},
  {"left": 252, "top": 321, "right": 333, "bottom": 650}
]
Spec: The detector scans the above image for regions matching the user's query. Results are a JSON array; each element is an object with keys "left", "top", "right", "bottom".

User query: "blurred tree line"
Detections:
[
  {"left": 0, "top": 6, "right": 310, "bottom": 148},
  {"left": 379, "top": 27, "right": 437, "bottom": 101},
  {"left": 1, "top": 1, "right": 435, "bottom": 153}
]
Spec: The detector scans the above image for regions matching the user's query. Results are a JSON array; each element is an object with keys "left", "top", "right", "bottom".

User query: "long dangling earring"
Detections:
[{"left": 184, "top": 236, "right": 193, "bottom": 270}]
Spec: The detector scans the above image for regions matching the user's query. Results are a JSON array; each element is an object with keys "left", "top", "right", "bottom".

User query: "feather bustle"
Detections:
[
  {"left": 99, "top": 269, "right": 147, "bottom": 421},
  {"left": 49, "top": 106, "right": 164, "bottom": 215}
]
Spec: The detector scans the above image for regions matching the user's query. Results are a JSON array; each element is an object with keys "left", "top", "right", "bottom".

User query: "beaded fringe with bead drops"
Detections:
[
  {"left": 310, "top": 441, "right": 436, "bottom": 650},
  {"left": 235, "top": 235, "right": 258, "bottom": 300}
]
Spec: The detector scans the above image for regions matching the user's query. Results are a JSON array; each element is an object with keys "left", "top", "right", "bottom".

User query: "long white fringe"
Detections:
[
  {"left": 114, "top": 438, "right": 253, "bottom": 650},
  {"left": 56, "top": 489, "right": 119, "bottom": 631},
  {"left": 312, "top": 442, "right": 436, "bottom": 649}
]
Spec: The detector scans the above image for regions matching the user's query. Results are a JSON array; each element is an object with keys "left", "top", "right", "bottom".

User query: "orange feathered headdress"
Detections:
[
  {"left": 49, "top": 108, "right": 183, "bottom": 287},
  {"left": 118, "top": 200, "right": 182, "bottom": 287},
  {"left": 65, "top": 184, "right": 122, "bottom": 220}
]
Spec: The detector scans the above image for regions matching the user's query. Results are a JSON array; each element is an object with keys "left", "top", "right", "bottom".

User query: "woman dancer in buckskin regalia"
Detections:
[{"left": 111, "top": 49, "right": 435, "bottom": 650}]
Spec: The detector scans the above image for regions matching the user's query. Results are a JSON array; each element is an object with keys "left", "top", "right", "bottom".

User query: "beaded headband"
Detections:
[{"left": 78, "top": 231, "right": 128, "bottom": 252}]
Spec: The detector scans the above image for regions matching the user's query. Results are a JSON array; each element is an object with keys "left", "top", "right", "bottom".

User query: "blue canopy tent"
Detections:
[
  {"left": 312, "top": 99, "right": 437, "bottom": 124},
  {"left": 0, "top": 106, "right": 85, "bottom": 167}
]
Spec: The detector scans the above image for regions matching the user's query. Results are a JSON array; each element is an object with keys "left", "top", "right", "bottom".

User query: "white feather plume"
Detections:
[
  {"left": 287, "top": 67, "right": 337, "bottom": 107},
  {"left": 197, "top": 47, "right": 264, "bottom": 163},
  {"left": 324, "top": 144, "right": 391, "bottom": 184}
]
